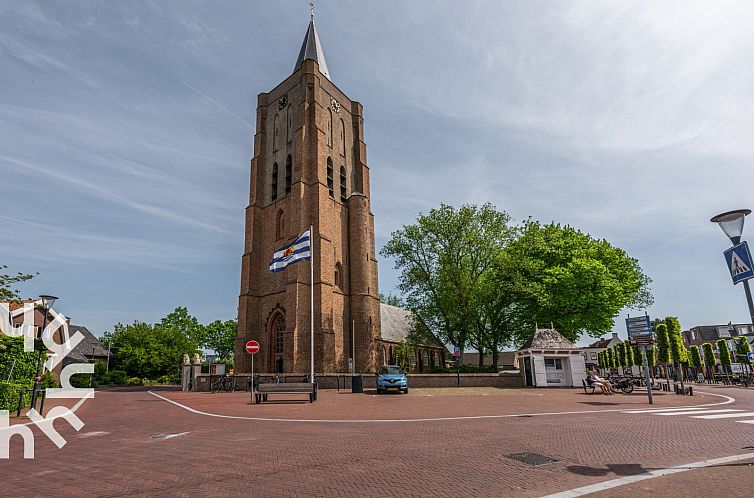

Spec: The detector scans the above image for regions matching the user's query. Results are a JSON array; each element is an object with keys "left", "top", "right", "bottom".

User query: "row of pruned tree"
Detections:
[{"left": 597, "top": 316, "right": 753, "bottom": 389}]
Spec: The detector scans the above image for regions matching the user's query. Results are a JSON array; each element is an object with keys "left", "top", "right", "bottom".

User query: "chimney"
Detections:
[{"left": 612, "top": 333, "right": 619, "bottom": 340}]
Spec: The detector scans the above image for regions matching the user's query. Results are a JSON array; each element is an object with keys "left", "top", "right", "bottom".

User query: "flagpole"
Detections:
[{"left": 310, "top": 224, "right": 315, "bottom": 385}]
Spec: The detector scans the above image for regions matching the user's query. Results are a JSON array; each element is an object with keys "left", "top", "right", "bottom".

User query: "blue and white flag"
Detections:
[{"left": 269, "top": 230, "right": 311, "bottom": 272}]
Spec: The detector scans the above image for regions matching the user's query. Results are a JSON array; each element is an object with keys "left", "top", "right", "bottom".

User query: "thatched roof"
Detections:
[{"left": 519, "top": 327, "right": 575, "bottom": 350}]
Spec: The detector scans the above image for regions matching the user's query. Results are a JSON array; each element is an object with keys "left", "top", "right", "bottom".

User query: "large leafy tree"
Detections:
[
  {"left": 0, "top": 265, "right": 36, "bottom": 302},
  {"left": 381, "top": 203, "right": 517, "bottom": 363},
  {"left": 203, "top": 320, "right": 237, "bottom": 362},
  {"left": 159, "top": 307, "right": 205, "bottom": 348},
  {"left": 505, "top": 222, "right": 652, "bottom": 343}
]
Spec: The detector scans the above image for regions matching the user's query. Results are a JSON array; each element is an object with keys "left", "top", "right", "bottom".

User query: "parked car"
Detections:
[{"left": 376, "top": 365, "right": 408, "bottom": 394}]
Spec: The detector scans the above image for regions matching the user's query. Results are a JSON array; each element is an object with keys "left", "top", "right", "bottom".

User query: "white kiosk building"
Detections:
[{"left": 517, "top": 327, "right": 586, "bottom": 387}]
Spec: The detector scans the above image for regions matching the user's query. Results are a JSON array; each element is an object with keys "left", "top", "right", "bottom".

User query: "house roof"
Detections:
[
  {"left": 519, "top": 327, "right": 576, "bottom": 350},
  {"left": 63, "top": 325, "right": 110, "bottom": 364},
  {"left": 379, "top": 303, "right": 443, "bottom": 348}
]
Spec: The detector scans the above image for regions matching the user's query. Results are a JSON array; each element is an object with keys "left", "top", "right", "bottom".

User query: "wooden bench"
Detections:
[
  {"left": 254, "top": 382, "right": 317, "bottom": 403},
  {"left": 582, "top": 379, "right": 596, "bottom": 394}
]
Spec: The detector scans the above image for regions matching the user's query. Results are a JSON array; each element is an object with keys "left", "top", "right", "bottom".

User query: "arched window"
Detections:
[
  {"left": 271, "top": 163, "right": 278, "bottom": 201},
  {"left": 340, "top": 118, "right": 346, "bottom": 155},
  {"left": 286, "top": 109, "right": 292, "bottom": 143},
  {"left": 273, "top": 113, "right": 279, "bottom": 151},
  {"left": 276, "top": 210, "right": 285, "bottom": 240},
  {"left": 334, "top": 262, "right": 342, "bottom": 289},
  {"left": 327, "top": 109, "right": 333, "bottom": 147},
  {"left": 285, "top": 155, "right": 292, "bottom": 195},
  {"left": 326, "top": 158, "right": 334, "bottom": 198},
  {"left": 340, "top": 166, "right": 347, "bottom": 202},
  {"left": 274, "top": 315, "right": 285, "bottom": 354}
]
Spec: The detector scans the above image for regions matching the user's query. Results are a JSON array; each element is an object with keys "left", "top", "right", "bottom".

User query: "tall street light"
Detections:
[
  {"left": 30, "top": 294, "right": 57, "bottom": 412},
  {"left": 711, "top": 209, "right": 754, "bottom": 326}
]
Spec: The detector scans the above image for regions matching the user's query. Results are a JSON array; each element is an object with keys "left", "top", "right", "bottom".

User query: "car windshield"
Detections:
[{"left": 379, "top": 366, "right": 403, "bottom": 375}]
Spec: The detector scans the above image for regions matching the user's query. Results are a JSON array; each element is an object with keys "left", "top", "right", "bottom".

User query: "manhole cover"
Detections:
[
  {"left": 505, "top": 452, "right": 557, "bottom": 466},
  {"left": 151, "top": 432, "right": 189, "bottom": 440}
]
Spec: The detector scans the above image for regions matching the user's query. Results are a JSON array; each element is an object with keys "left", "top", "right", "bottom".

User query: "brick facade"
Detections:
[{"left": 236, "top": 42, "right": 382, "bottom": 374}]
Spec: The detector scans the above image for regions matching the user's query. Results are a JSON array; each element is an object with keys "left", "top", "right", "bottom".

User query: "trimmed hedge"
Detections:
[{"left": 0, "top": 381, "right": 31, "bottom": 411}]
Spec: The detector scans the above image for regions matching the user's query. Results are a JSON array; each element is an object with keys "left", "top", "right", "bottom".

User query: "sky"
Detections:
[{"left": 2, "top": 1, "right": 754, "bottom": 347}]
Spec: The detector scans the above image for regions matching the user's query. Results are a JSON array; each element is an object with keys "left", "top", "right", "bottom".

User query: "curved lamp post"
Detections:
[
  {"left": 711, "top": 209, "right": 754, "bottom": 326},
  {"left": 30, "top": 294, "right": 57, "bottom": 412}
]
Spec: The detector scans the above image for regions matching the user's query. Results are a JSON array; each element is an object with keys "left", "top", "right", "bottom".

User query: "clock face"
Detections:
[
  {"left": 330, "top": 98, "right": 341, "bottom": 113},
  {"left": 278, "top": 95, "right": 288, "bottom": 110}
]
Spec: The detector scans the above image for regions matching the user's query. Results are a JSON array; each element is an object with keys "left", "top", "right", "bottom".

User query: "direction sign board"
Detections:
[
  {"left": 748, "top": 352, "right": 754, "bottom": 362},
  {"left": 724, "top": 242, "right": 754, "bottom": 285},
  {"left": 626, "top": 315, "right": 652, "bottom": 338},
  {"left": 629, "top": 335, "right": 654, "bottom": 347},
  {"left": 453, "top": 346, "right": 461, "bottom": 357},
  {"left": 245, "top": 340, "right": 260, "bottom": 355}
]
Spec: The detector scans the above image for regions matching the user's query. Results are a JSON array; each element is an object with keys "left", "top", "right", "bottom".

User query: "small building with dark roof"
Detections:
[
  {"left": 62, "top": 324, "right": 110, "bottom": 367},
  {"left": 517, "top": 327, "right": 586, "bottom": 387}
]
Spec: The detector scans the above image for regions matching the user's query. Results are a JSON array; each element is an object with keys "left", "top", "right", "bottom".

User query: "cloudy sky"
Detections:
[{"left": 3, "top": 1, "right": 754, "bottom": 345}]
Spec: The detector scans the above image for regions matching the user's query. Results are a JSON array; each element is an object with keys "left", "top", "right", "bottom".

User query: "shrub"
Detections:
[
  {"left": 109, "top": 370, "right": 128, "bottom": 385},
  {"left": 156, "top": 374, "right": 178, "bottom": 384},
  {"left": 126, "top": 377, "right": 143, "bottom": 386},
  {"left": 0, "top": 381, "right": 31, "bottom": 411}
]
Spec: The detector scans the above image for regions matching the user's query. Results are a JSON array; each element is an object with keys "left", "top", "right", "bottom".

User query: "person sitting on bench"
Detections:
[{"left": 588, "top": 370, "right": 614, "bottom": 395}]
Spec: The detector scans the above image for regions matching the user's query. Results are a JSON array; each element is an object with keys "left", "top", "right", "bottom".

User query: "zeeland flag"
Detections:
[{"left": 269, "top": 230, "right": 311, "bottom": 272}]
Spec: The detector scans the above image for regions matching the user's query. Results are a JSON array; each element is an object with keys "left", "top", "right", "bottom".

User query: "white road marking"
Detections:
[
  {"left": 542, "top": 452, "right": 754, "bottom": 498},
  {"left": 147, "top": 390, "right": 736, "bottom": 424},
  {"left": 656, "top": 409, "right": 742, "bottom": 416},
  {"left": 736, "top": 420, "right": 754, "bottom": 424},
  {"left": 624, "top": 407, "right": 708, "bottom": 414},
  {"left": 691, "top": 412, "right": 754, "bottom": 419}
]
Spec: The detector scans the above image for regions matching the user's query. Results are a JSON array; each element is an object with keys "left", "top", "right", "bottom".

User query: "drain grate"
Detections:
[{"left": 505, "top": 452, "right": 557, "bottom": 466}]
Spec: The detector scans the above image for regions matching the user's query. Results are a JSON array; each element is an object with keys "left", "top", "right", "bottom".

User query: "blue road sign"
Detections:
[
  {"left": 748, "top": 352, "right": 754, "bottom": 362},
  {"left": 723, "top": 242, "right": 754, "bottom": 285},
  {"left": 626, "top": 315, "right": 652, "bottom": 338}
]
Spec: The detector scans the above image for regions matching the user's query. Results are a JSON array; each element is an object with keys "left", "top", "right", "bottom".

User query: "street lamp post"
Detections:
[
  {"left": 30, "top": 294, "right": 58, "bottom": 413},
  {"left": 711, "top": 209, "right": 754, "bottom": 325}
]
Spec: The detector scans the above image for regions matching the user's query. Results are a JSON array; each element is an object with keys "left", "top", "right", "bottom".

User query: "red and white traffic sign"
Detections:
[{"left": 245, "top": 340, "right": 260, "bottom": 355}]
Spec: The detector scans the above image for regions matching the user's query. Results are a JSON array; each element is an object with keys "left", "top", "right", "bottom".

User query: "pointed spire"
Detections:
[{"left": 294, "top": 16, "right": 331, "bottom": 80}]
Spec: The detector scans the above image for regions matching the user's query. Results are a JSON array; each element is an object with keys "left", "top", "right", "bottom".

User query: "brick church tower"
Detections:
[{"left": 236, "top": 18, "right": 381, "bottom": 375}]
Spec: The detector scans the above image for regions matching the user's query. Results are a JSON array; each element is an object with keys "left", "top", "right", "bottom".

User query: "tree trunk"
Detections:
[
  {"left": 492, "top": 346, "right": 499, "bottom": 370},
  {"left": 478, "top": 347, "right": 484, "bottom": 367}
]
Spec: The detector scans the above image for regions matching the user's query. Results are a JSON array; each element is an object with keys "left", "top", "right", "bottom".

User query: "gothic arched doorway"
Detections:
[{"left": 270, "top": 313, "right": 286, "bottom": 374}]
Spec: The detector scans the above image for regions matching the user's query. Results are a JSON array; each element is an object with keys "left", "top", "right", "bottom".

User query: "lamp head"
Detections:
[
  {"left": 39, "top": 294, "right": 58, "bottom": 310},
  {"left": 710, "top": 209, "right": 751, "bottom": 244}
]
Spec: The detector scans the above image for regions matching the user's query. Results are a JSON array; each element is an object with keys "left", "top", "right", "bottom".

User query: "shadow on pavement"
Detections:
[{"left": 567, "top": 463, "right": 651, "bottom": 477}]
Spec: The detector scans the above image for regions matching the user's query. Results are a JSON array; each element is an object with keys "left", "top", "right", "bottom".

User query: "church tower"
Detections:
[{"left": 236, "top": 18, "right": 381, "bottom": 375}]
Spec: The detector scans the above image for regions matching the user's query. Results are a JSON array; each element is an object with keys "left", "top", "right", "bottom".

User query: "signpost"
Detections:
[
  {"left": 626, "top": 314, "right": 654, "bottom": 405},
  {"left": 453, "top": 347, "right": 461, "bottom": 387},
  {"left": 724, "top": 242, "right": 754, "bottom": 285},
  {"left": 748, "top": 352, "right": 754, "bottom": 363},
  {"left": 246, "top": 340, "right": 260, "bottom": 394}
]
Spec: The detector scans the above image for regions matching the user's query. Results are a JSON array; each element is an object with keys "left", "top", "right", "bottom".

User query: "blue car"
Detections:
[{"left": 376, "top": 365, "right": 408, "bottom": 394}]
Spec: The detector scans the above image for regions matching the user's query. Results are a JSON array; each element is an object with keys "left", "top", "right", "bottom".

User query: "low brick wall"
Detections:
[{"left": 192, "top": 372, "right": 522, "bottom": 391}]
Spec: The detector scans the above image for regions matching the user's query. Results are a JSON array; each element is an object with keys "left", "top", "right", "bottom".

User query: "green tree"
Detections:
[
  {"left": 0, "top": 265, "right": 36, "bottom": 302},
  {"left": 505, "top": 222, "right": 653, "bottom": 343},
  {"left": 607, "top": 348, "right": 616, "bottom": 370},
  {"left": 380, "top": 203, "right": 517, "bottom": 364},
  {"left": 632, "top": 346, "right": 643, "bottom": 367},
  {"left": 597, "top": 351, "right": 605, "bottom": 370},
  {"left": 702, "top": 342, "right": 716, "bottom": 381},
  {"left": 689, "top": 345, "right": 703, "bottom": 381},
  {"left": 645, "top": 346, "right": 656, "bottom": 380},
  {"left": 717, "top": 339, "right": 732, "bottom": 381},
  {"left": 615, "top": 343, "right": 626, "bottom": 368},
  {"left": 203, "top": 319, "right": 237, "bottom": 361},
  {"left": 666, "top": 316, "right": 688, "bottom": 391},
  {"left": 735, "top": 338, "right": 752, "bottom": 366},
  {"left": 159, "top": 307, "right": 204, "bottom": 349},
  {"left": 394, "top": 340, "right": 414, "bottom": 373},
  {"left": 624, "top": 340, "right": 635, "bottom": 367},
  {"left": 102, "top": 319, "right": 199, "bottom": 381},
  {"left": 379, "top": 293, "right": 402, "bottom": 307},
  {"left": 655, "top": 323, "right": 671, "bottom": 389}
]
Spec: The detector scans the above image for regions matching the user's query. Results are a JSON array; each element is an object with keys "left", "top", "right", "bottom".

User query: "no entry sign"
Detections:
[{"left": 245, "top": 340, "right": 260, "bottom": 355}]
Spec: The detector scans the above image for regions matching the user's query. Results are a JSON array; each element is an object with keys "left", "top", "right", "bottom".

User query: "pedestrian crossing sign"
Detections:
[{"left": 723, "top": 242, "right": 754, "bottom": 284}]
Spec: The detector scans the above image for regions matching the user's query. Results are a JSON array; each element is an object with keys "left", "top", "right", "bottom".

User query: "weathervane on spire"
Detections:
[{"left": 310, "top": 2, "right": 315, "bottom": 20}]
